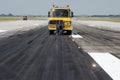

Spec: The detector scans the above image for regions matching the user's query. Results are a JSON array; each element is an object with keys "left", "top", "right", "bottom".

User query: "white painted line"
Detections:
[
  {"left": 34, "top": 24, "right": 39, "bottom": 26},
  {"left": 71, "top": 32, "right": 83, "bottom": 38},
  {"left": 88, "top": 52, "right": 120, "bottom": 80},
  {"left": 0, "top": 30, "right": 8, "bottom": 33}
]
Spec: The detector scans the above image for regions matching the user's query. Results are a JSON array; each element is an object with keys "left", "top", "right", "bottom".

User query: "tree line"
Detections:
[
  {"left": 90, "top": 15, "right": 120, "bottom": 17},
  {"left": 73, "top": 15, "right": 120, "bottom": 17},
  {"left": 0, "top": 13, "right": 13, "bottom": 16},
  {"left": 0, "top": 13, "right": 47, "bottom": 17},
  {"left": 0, "top": 13, "right": 120, "bottom": 17}
]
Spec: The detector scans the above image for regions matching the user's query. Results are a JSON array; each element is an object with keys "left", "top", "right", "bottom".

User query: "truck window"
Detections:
[{"left": 53, "top": 9, "right": 69, "bottom": 17}]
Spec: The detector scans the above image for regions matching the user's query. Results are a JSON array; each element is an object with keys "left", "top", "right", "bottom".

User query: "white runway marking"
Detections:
[
  {"left": 0, "top": 30, "right": 8, "bottom": 33},
  {"left": 71, "top": 32, "right": 83, "bottom": 38},
  {"left": 88, "top": 52, "right": 120, "bottom": 80},
  {"left": 34, "top": 24, "right": 39, "bottom": 26}
]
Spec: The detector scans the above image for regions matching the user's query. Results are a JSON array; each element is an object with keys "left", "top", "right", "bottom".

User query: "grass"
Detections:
[
  {"left": 1, "top": 16, "right": 120, "bottom": 23},
  {"left": 0, "top": 16, "right": 48, "bottom": 22},
  {"left": 0, "top": 16, "right": 21, "bottom": 22},
  {"left": 73, "top": 17, "right": 120, "bottom": 23}
]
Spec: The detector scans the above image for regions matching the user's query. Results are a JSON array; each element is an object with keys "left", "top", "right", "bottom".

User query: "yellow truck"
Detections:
[{"left": 48, "top": 5, "right": 73, "bottom": 35}]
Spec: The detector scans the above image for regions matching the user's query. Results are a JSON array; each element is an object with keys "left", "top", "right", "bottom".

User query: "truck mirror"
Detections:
[
  {"left": 48, "top": 11, "right": 50, "bottom": 17},
  {"left": 71, "top": 12, "right": 73, "bottom": 17}
]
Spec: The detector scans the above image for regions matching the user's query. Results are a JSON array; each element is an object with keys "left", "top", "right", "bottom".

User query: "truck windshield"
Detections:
[{"left": 53, "top": 9, "right": 69, "bottom": 17}]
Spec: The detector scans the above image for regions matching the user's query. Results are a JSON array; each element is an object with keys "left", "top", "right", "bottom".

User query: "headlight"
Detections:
[{"left": 64, "top": 21, "right": 71, "bottom": 26}]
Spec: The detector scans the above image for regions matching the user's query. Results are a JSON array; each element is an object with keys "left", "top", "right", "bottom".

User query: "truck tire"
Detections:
[
  {"left": 49, "top": 30, "right": 54, "bottom": 35},
  {"left": 67, "top": 30, "right": 72, "bottom": 35}
]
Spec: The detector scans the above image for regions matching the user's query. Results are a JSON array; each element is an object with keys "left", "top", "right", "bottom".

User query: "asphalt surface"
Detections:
[
  {"left": 73, "top": 22, "right": 120, "bottom": 58},
  {"left": 0, "top": 25, "right": 112, "bottom": 80}
]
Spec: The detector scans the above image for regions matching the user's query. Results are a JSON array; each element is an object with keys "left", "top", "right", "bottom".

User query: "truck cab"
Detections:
[{"left": 48, "top": 5, "right": 73, "bottom": 35}]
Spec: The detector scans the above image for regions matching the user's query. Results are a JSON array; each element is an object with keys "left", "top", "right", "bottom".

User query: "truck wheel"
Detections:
[
  {"left": 67, "top": 30, "right": 72, "bottom": 35},
  {"left": 49, "top": 30, "right": 54, "bottom": 35}
]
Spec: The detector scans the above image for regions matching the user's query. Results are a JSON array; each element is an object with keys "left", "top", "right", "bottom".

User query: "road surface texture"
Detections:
[
  {"left": 73, "top": 21, "right": 120, "bottom": 58},
  {"left": 0, "top": 24, "right": 112, "bottom": 80}
]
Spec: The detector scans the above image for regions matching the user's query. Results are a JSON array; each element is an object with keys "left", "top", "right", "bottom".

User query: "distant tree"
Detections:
[
  {"left": 0, "top": 13, "right": 6, "bottom": 16},
  {"left": 8, "top": 13, "right": 13, "bottom": 16},
  {"left": 0, "top": 13, "right": 14, "bottom": 16}
]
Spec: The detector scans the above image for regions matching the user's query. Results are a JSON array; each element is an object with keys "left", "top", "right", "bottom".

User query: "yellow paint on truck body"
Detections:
[
  {"left": 49, "top": 18, "right": 71, "bottom": 21},
  {"left": 49, "top": 18, "right": 72, "bottom": 30}
]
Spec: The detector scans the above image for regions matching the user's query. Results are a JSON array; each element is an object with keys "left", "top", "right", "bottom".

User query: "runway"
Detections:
[{"left": 0, "top": 20, "right": 119, "bottom": 80}]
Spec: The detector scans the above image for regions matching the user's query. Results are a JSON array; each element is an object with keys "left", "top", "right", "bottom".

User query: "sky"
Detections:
[{"left": 0, "top": 0, "right": 120, "bottom": 15}]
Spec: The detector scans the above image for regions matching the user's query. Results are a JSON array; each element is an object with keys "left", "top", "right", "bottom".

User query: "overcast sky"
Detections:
[{"left": 0, "top": 0, "right": 120, "bottom": 15}]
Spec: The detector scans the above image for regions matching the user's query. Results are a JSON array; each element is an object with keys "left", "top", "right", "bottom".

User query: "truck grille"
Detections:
[
  {"left": 49, "top": 20, "right": 64, "bottom": 24},
  {"left": 49, "top": 20, "right": 57, "bottom": 24}
]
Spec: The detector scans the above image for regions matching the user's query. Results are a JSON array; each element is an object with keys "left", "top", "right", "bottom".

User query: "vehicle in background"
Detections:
[{"left": 23, "top": 16, "right": 27, "bottom": 20}]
